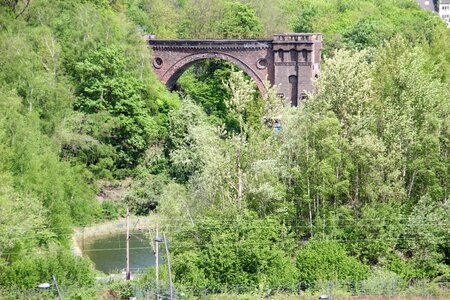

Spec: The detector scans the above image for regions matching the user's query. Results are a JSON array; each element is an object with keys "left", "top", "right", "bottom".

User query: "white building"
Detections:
[{"left": 439, "top": 0, "right": 450, "bottom": 27}]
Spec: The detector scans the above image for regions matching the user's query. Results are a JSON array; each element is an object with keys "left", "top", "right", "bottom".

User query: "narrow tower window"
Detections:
[{"left": 289, "top": 75, "right": 298, "bottom": 107}]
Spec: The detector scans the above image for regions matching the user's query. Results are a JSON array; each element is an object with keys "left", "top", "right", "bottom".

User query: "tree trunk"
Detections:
[
  {"left": 236, "top": 122, "right": 244, "bottom": 207},
  {"left": 309, "top": 202, "right": 313, "bottom": 237},
  {"left": 408, "top": 170, "right": 417, "bottom": 198}
]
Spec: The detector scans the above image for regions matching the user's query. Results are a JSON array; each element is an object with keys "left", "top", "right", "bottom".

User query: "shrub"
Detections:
[
  {"left": 125, "top": 173, "right": 169, "bottom": 215},
  {"left": 0, "top": 248, "right": 95, "bottom": 289},
  {"left": 101, "top": 200, "right": 125, "bottom": 220},
  {"left": 171, "top": 210, "right": 298, "bottom": 289},
  {"left": 296, "top": 239, "right": 369, "bottom": 283},
  {"left": 109, "top": 280, "right": 134, "bottom": 299}
]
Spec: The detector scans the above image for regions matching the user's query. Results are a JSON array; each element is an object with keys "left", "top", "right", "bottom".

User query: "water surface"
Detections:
[{"left": 81, "top": 231, "right": 156, "bottom": 274}]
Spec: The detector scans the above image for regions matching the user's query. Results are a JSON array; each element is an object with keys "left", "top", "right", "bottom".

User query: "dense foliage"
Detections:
[
  {"left": 284, "top": 0, "right": 450, "bottom": 80},
  {"left": 0, "top": 0, "right": 449, "bottom": 298},
  {"left": 0, "top": 0, "right": 176, "bottom": 291}
]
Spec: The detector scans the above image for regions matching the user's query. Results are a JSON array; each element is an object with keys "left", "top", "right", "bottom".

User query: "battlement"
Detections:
[{"left": 272, "top": 34, "right": 322, "bottom": 42}]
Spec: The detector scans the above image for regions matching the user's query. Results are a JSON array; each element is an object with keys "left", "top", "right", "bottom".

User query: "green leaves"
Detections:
[
  {"left": 290, "top": 5, "right": 317, "bottom": 33},
  {"left": 1, "top": 0, "right": 449, "bottom": 293},
  {"left": 172, "top": 211, "right": 297, "bottom": 288},
  {"left": 73, "top": 46, "right": 158, "bottom": 170},
  {"left": 0, "top": 247, "right": 96, "bottom": 289},
  {"left": 273, "top": 37, "right": 448, "bottom": 282},
  {"left": 218, "top": 1, "right": 264, "bottom": 39},
  {"left": 177, "top": 60, "right": 237, "bottom": 131},
  {"left": 177, "top": 0, "right": 264, "bottom": 39},
  {"left": 343, "top": 16, "right": 394, "bottom": 50},
  {"left": 397, "top": 195, "right": 450, "bottom": 278},
  {"left": 373, "top": 38, "right": 449, "bottom": 201},
  {"left": 288, "top": 0, "right": 450, "bottom": 68},
  {"left": 296, "top": 239, "right": 369, "bottom": 283}
]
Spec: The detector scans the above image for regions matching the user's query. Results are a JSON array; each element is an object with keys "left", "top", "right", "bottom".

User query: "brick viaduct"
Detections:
[{"left": 148, "top": 34, "right": 322, "bottom": 106}]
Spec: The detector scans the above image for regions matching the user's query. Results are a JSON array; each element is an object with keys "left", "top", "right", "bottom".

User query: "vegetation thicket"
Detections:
[{"left": 0, "top": 0, "right": 449, "bottom": 298}]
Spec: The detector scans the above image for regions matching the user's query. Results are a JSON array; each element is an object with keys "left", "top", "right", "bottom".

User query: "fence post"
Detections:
[
  {"left": 391, "top": 279, "right": 396, "bottom": 299},
  {"left": 424, "top": 280, "right": 428, "bottom": 300},
  {"left": 326, "top": 281, "right": 332, "bottom": 300},
  {"left": 298, "top": 283, "right": 301, "bottom": 300}
]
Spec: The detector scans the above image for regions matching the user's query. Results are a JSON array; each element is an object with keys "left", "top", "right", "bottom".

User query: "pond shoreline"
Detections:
[{"left": 71, "top": 215, "right": 158, "bottom": 257}]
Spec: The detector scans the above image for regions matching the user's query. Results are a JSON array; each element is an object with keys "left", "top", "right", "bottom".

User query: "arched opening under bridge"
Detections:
[{"left": 162, "top": 52, "right": 266, "bottom": 96}]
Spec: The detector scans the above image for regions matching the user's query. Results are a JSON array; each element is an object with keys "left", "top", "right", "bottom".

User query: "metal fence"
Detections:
[
  {"left": 136, "top": 280, "right": 450, "bottom": 300},
  {"left": 2, "top": 279, "right": 449, "bottom": 299}
]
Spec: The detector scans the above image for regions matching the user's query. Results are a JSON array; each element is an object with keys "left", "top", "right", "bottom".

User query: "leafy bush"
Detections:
[
  {"left": 171, "top": 210, "right": 298, "bottom": 289},
  {"left": 101, "top": 200, "right": 125, "bottom": 220},
  {"left": 0, "top": 248, "right": 95, "bottom": 289},
  {"left": 73, "top": 45, "right": 158, "bottom": 170},
  {"left": 362, "top": 268, "right": 405, "bottom": 296},
  {"left": 109, "top": 280, "right": 135, "bottom": 299},
  {"left": 296, "top": 239, "right": 369, "bottom": 283},
  {"left": 125, "top": 174, "right": 170, "bottom": 215}
]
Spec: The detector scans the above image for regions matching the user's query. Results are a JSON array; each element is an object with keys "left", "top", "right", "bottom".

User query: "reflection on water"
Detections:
[{"left": 81, "top": 231, "right": 156, "bottom": 274}]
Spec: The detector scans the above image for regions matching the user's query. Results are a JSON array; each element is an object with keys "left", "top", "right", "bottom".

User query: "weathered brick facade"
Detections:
[{"left": 148, "top": 34, "right": 322, "bottom": 106}]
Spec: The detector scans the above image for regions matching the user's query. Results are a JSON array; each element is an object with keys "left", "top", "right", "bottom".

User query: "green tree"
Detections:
[
  {"left": 286, "top": 0, "right": 450, "bottom": 81},
  {"left": 172, "top": 211, "right": 297, "bottom": 289},
  {"left": 177, "top": 0, "right": 263, "bottom": 39},
  {"left": 177, "top": 60, "right": 239, "bottom": 131},
  {"left": 225, "top": 71, "right": 258, "bottom": 205},
  {"left": 0, "top": 247, "right": 95, "bottom": 289},
  {"left": 218, "top": 1, "right": 263, "bottom": 38},
  {"left": 296, "top": 239, "right": 369, "bottom": 283},
  {"left": 124, "top": 0, "right": 180, "bottom": 38},
  {"left": 73, "top": 46, "right": 158, "bottom": 170}
]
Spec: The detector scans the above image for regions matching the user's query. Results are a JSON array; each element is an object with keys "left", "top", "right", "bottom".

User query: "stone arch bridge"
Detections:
[{"left": 148, "top": 34, "right": 322, "bottom": 106}]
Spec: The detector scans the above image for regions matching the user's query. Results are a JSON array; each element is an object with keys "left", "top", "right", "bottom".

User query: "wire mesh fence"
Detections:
[
  {"left": 1, "top": 279, "right": 449, "bottom": 299},
  {"left": 138, "top": 279, "right": 450, "bottom": 300}
]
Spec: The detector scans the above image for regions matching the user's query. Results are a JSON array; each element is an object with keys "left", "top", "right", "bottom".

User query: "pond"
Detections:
[{"left": 81, "top": 231, "right": 157, "bottom": 274}]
